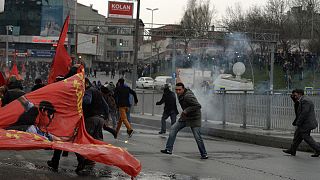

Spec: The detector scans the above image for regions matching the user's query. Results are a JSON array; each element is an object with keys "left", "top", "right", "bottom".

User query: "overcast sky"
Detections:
[{"left": 78, "top": 0, "right": 267, "bottom": 26}]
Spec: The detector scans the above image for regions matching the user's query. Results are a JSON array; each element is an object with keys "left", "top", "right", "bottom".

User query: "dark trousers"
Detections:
[
  {"left": 50, "top": 150, "right": 62, "bottom": 169},
  {"left": 160, "top": 111, "right": 177, "bottom": 133},
  {"left": 50, "top": 116, "right": 104, "bottom": 170},
  {"left": 290, "top": 128, "right": 320, "bottom": 153},
  {"left": 76, "top": 116, "right": 104, "bottom": 170}
]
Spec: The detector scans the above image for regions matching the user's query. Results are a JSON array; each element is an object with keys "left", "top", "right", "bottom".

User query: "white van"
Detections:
[
  {"left": 154, "top": 76, "right": 173, "bottom": 90},
  {"left": 213, "top": 74, "right": 254, "bottom": 93}
]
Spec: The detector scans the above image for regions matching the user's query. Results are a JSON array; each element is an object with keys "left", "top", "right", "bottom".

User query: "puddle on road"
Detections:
[{"left": 0, "top": 161, "right": 218, "bottom": 179}]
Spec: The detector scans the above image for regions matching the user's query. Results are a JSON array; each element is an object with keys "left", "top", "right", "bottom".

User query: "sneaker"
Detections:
[
  {"left": 311, "top": 152, "right": 320, "bottom": 157},
  {"left": 160, "top": 149, "right": 172, "bottom": 155},
  {"left": 282, "top": 149, "right": 296, "bottom": 156},
  {"left": 127, "top": 129, "right": 134, "bottom": 138},
  {"left": 47, "top": 160, "right": 58, "bottom": 172},
  {"left": 75, "top": 163, "right": 85, "bottom": 173},
  {"left": 158, "top": 131, "right": 166, "bottom": 134},
  {"left": 201, "top": 155, "right": 208, "bottom": 159}
]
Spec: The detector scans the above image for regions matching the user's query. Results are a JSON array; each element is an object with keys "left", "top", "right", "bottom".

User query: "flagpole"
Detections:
[{"left": 132, "top": 0, "right": 140, "bottom": 89}]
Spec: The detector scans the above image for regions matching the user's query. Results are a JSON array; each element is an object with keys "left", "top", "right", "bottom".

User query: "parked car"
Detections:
[
  {"left": 136, "top": 77, "right": 154, "bottom": 89},
  {"left": 154, "top": 76, "right": 173, "bottom": 90}
]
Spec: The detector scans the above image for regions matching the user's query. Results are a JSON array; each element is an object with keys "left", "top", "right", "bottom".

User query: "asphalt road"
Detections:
[{"left": 1, "top": 123, "right": 320, "bottom": 180}]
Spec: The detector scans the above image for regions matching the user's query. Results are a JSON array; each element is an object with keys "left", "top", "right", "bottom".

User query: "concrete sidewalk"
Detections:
[{"left": 131, "top": 113, "right": 320, "bottom": 153}]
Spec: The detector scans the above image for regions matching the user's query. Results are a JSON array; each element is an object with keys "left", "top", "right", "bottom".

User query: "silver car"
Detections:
[{"left": 136, "top": 77, "right": 154, "bottom": 89}]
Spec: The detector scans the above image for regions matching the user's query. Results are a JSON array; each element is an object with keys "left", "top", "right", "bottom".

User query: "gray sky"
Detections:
[{"left": 78, "top": 0, "right": 267, "bottom": 26}]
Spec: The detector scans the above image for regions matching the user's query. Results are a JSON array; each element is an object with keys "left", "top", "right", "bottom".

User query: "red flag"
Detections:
[
  {"left": 0, "top": 73, "right": 141, "bottom": 177},
  {"left": 48, "top": 15, "right": 72, "bottom": 84},
  {"left": 9, "top": 63, "right": 22, "bottom": 80}
]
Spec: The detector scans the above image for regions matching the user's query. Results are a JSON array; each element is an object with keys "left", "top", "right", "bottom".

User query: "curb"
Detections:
[{"left": 131, "top": 114, "right": 315, "bottom": 153}]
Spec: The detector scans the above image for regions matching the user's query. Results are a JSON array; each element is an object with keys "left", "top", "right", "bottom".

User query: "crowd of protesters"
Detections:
[{"left": 0, "top": 63, "right": 139, "bottom": 174}]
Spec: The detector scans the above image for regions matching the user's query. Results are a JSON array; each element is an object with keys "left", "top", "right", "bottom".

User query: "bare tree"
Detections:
[
  {"left": 265, "top": 0, "right": 293, "bottom": 56},
  {"left": 222, "top": 3, "right": 246, "bottom": 31},
  {"left": 180, "top": 0, "right": 215, "bottom": 54}
]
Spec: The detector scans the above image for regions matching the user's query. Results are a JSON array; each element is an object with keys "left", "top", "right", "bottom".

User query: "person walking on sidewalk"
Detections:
[
  {"left": 283, "top": 89, "right": 320, "bottom": 157},
  {"left": 114, "top": 78, "right": 138, "bottom": 138},
  {"left": 160, "top": 82, "right": 208, "bottom": 159},
  {"left": 156, "top": 84, "right": 179, "bottom": 134}
]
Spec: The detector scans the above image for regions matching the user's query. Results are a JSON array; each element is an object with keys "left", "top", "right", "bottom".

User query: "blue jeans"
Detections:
[
  {"left": 165, "top": 120, "right": 207, "bottom": 157},
  {"left": 160, "top": 111, "right": 177, "bottom": 133}
]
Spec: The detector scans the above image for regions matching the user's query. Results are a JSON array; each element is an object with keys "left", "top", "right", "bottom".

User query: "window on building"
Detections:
[
  {"left": 108, "top": 27, "right": 117, "bottom": 34},
  {"left": 118, "top": 27, "right": 132, "bottom": 35},
  {"left": 108, "top": 39, "right": 117, "bottom": 47}
]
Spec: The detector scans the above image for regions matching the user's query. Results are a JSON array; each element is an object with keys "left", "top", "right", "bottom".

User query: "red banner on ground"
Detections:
[{"left": 0, "top": 73, "right": 141, "bottom": 177}]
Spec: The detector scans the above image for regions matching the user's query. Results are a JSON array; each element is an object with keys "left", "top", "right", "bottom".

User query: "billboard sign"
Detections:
[
  {"left": 108, "top": 1, "right": 133, "bottom": 19},
  {"left": 28, "top": 50, "right": 55, "bottom": 58},
  {"left": 77, "top": 33, "right": 98, "bottom": 55}
]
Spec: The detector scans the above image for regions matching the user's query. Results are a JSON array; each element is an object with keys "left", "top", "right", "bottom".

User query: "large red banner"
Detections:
[
  {"left": 0, "top": 73, "right": 141, "bottom": 177},
  {"left": 108, "top": 1, "right": 134, "bottom": 19}
]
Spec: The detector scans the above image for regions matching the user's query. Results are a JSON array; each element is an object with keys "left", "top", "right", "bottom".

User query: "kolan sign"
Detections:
[{"left": 108, "top": 1, "right": 133, "bottom": 19}]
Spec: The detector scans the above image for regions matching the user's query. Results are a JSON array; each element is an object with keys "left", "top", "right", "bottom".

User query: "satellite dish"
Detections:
[{"left": 233, "top": 62, "right": 246, "bottom": 79}]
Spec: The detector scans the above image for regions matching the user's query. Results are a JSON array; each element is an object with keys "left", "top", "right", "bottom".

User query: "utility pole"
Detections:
[
  {"left": 270, "top": 44, "right": 275, "bottom": 94},
  {"left": 132, "top": 0, "right": 140, "bottom": 89},
  {"left": 146, "top": 8, "right": 159, "bottom": 77},
  {"left": 5, "top": 25, "right": 13, "bottom": 67},
  {"left": 172, "top": 37, "right": 176, "bottom": 87}
]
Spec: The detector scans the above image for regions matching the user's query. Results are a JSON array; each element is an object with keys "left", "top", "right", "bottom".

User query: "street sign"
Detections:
[{"left": 172, "top": 72, "right": 176, "bottom": 79}]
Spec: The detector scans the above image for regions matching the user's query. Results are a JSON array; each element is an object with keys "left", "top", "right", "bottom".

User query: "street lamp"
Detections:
[
  {"left": 146, "top": 7, "right": 159, "bottom": 77},
  {"left": 5, "top": 25, "right": 13, "bottom": 67}
]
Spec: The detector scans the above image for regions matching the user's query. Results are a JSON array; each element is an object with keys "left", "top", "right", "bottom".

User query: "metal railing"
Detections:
[{"left": 132, "top": 89, "right": 320, "bottom": 133}]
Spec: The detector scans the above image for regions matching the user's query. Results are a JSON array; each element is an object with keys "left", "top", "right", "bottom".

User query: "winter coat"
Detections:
[
  {"left": 114, "top": 85, "right": 138, "bottom": 107},
  {"left": 83, "top": 86, "right": 109, "bottom": 119},
  {"left": 156, "top": 88, "right": 179, "bottom": 115},
  {"left": 178, "top": 89, "right": 202, "bottom": 127},
  {"left": 292, "top": 96, "right": 318, "bottom": 131}
]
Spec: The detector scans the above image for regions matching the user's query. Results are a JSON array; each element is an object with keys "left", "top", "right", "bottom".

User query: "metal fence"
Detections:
[{"left": 133, "top": 89, "right": 320, "bottom": 133}]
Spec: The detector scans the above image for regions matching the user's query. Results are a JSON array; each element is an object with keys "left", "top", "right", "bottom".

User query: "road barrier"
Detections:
[{"left": 133, "top": 89, "right": 320, "bottom": 133}]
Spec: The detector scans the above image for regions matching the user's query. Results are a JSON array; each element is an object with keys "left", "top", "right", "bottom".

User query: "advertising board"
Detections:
[{"left": 108, "top": 1, "right": 134, "bottom": 19}]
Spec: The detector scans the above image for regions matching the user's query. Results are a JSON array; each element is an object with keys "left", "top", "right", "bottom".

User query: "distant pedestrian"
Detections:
[
  {"left": 111, "top": 68, "right": 115, "bottom": 79},
  {"left": 160, "top": 82, "right": 208, "bottom": 159},
  {"left": 156, "top": 84, "right": 179, "bottom": 134},
  {"left": 283, "top": 89, "right": 320, "bottom": 157},
  {"left": 94, "top": 69, "right": 97, "bottom": 78}
]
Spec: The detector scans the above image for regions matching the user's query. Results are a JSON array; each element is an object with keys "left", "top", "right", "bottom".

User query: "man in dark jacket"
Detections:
[
  {"left": 160, "top": 82, "right": 208, "bottom": 159},
  {"left": 114, "top": 78, "right": 138, "bottom": 138},
  {"left": 1, "top": 75, "right": 25, "bottom": 107},
  {"left": 283, "top": 89, "right": 320, "bottom": 157},
  {"left": 156, "top": 84, "right": 179, "bottom": 134}
]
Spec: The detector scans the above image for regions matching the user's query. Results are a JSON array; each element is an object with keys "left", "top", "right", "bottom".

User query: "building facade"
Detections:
[{"left": 0, "top": 0, "right": 76, "bottom": 63}]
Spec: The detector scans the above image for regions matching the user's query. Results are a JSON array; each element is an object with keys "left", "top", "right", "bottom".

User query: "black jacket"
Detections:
[
  {"left": 31, "top": 84, "right": 45, "bottom": 91},
  {"left": 292, "top": 96, "right": 318, "bottom": 131},
  {"left": 156, "top": 88, "right": 179, "bottom": 114},
  {"left": 83, "top": 86, "right": 109, "bottom": 119},
  {"left": 1, "top": 89, "right": 25, "bottom": 107},
  {"left": 114, "top": 85, "right": 138, "bottom": 107},
  {"left": 178, "top": 89, "right": 202, "bottom": 127}
]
